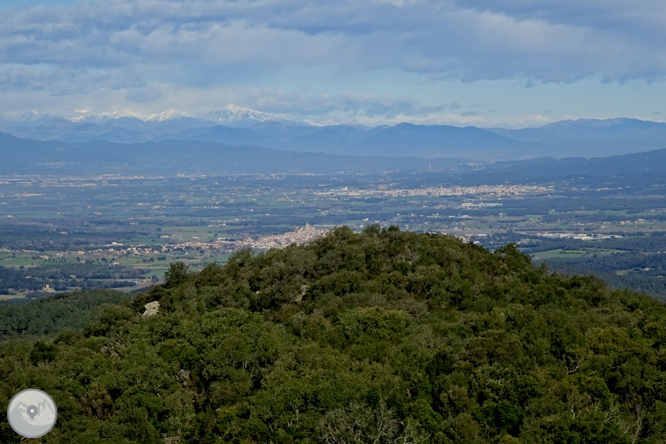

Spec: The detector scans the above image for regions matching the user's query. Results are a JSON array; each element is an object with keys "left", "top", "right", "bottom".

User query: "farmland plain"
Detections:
[{"left": 2, "top": 170, "right": 666, "bottom": 299}]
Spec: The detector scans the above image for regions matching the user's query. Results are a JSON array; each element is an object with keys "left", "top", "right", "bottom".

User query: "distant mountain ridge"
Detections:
[
  {"left": 2, "top": 129, "right": 666, "bottom": 178},
  {"left": 0, "top": 131, "right": 469, "bottom": 175},
  {"left": 488, "top": 117, "right": 666, "bottom": 156},
  {"left": 201, "top": 105, "right": 306, "bottom": 128},
  {"left": 0, "top": 105, "right": 302, "bottom": 129},
  {"left": 2, "top": 110, "right": 666, "bottom": 159}
]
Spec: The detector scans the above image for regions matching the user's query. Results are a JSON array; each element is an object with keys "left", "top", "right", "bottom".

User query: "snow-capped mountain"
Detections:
[
  {"left": 0, "top": 105, "right": 306, "bottom": 128},
  {"left": 200, "top": 105, "right": 303, "bottom": 128},
  {"left": 0, "top": 111, "right": 68, "bottom": 124},
  {"left": 146, "top": 109, "right": 192, "bottom": 122},
  {"left": 0, "top": 105, "right": 309, "bottom": 143},
  {"left": 70, "top": 109, "right": 146, "bottom": 123}
]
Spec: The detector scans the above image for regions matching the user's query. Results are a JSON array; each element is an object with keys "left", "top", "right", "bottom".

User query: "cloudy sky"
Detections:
[{"left": 2, "top": 0, "right": 666, "bottom": 127}]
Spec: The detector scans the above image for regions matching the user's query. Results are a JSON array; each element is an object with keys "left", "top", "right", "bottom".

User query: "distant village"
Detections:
[
  {"left": 317, "top": 184, "right": 553, "bottom": 198},
  {"left": 173, "top": 223, "right": 328, "bottom": 252}
]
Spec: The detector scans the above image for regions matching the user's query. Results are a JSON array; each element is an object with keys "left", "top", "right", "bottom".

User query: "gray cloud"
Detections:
[
  {"left": 259, "top": 92, "right": 448, "bottom": 118},
  {"left": 2, "top": 0, "right": 665, "bottom": 83},
  {"left": 0, "top": 0, "right": 665, "bottom": 121},
  {"left": 126, "top": 85, "right": 164, "bottom": 103}
]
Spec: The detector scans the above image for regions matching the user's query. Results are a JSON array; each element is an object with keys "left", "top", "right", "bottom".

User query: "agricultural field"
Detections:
[{"left": 2, "top": 172, "right": 666, "bottom": 299}]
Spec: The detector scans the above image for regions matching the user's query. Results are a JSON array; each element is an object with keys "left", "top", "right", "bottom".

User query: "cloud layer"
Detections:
[{"left": 1, "top": 0, "right": 665, "bottom": 124}]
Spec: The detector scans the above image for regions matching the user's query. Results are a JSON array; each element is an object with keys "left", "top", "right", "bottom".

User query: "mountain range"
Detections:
[
  {"left": 3, "top": 127, "right": 666, "bottom": 179},
  {"left": 0, "top": 131, "right": 468, "bottom": 176},
  {"left": 2, "top": 107, "right": 665, "bottom": 160}
]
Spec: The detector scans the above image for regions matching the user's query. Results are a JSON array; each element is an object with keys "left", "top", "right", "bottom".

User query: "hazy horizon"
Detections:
[{"left": 1, "top": 0, "right": 666, "bottom": 128}]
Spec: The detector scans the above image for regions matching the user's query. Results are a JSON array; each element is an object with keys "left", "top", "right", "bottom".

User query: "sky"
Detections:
[{"left": 2, "top": 0, "right": 666, "bottom": 128}]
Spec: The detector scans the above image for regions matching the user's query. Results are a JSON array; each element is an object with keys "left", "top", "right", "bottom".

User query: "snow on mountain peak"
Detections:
[
  {"left": 200, "top": 105, "right": 300, "bottom": 127},
  {"left": 71, "top": 109, "right": 144, "bottom": 123},
  {"left": 0, "top": 111, "right": 68, "bottom": 124},
  {"left": 145, "top": 110, "right": 191, "bottom": 122},
  {"left": 0, "top": 106, "right": 315, "bottom": 129}
]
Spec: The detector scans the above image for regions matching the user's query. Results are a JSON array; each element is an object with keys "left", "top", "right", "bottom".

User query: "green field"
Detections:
[{"left": 530, "top": 248, "right": 627, "bottom": 260}]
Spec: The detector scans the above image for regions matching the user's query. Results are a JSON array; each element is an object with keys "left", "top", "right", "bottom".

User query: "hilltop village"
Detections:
[{"left": 174, "top": 223, "right": 328, "bottom": 251}]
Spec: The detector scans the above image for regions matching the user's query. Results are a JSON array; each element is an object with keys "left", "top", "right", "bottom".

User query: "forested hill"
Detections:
[
  {"left": 2, "top": 226, "right": 666, "bottom": 443},
  {"left": 0, "top": 290, "right": 134, "bottom": 340}
]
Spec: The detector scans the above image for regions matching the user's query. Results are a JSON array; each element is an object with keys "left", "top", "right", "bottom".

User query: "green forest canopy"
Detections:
[
  {"left": 0, "top": 289, "right": 133, "bottom": 340},
  {"left": 2, "top": 225, "right": 666, "bottom": 443}
]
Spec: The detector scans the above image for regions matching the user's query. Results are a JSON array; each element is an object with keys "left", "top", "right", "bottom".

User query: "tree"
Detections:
[{"left": 164, "top": 262, "right": 189, "bottom": 288}]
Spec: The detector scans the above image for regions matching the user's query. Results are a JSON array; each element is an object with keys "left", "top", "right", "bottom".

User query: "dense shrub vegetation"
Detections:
[
  {"left": 0, "top": 264, "right": 146, "bottom": 294},
  {"left": 0, "top": 289, "right": 133, "bottom": 340},
  {"left": 2, "top": 226, "right": 666, "bottom": 443}
]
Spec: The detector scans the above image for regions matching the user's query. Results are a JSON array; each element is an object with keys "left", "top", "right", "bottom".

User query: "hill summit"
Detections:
[{"left": 1, "top": 226, "right": 665, "bottom": 443}]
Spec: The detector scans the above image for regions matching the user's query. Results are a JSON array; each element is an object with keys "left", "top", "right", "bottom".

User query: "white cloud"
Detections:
[
  {"left": 1, "top": 0, "right": 666, "bottom": 121},
  {"left": 3, "top": 0, "right": 664, "bottom": 81}
]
